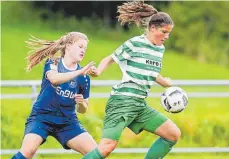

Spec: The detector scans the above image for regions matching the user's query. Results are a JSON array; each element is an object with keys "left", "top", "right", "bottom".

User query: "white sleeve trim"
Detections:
[
  {"left": 45, "top": 64, "right": 58, "bottom": 79},
  {"left": 45, "top": 69, "right": 58, "bottom": 80},
  {"left": 111, "top": 53, "right": 120, "bottom": 64}
]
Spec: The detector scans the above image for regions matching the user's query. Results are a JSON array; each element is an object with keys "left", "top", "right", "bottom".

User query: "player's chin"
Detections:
[
  {"left": 76, "top": 57, "right": 84, "bottom": 63},
  {"left": 159, "top": 41, "right": 165, "bottom": 45},
  {"left": 155, "top": 41, "right": 163, "bottom": 46},
  {"left": 80, "top": 55, "right": 85, "bottom": 60}
]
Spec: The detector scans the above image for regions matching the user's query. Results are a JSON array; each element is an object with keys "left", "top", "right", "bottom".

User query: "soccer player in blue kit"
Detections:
[{"left": 12, "top": 32, "right": 97, "bottom": 159}]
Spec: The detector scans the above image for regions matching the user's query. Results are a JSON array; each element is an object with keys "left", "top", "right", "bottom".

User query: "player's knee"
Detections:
[
  {"left": 102, "top": 144, "right": 116, "bottom": 157},
  {"left": 170, "top": 127, "right": 181, "bottom": 141},
  {"left": 98, "top": 140, "right": 117, "bottom": 157},
  {"left": 20, "top": 148, "right": 37, "bottom": 158}
]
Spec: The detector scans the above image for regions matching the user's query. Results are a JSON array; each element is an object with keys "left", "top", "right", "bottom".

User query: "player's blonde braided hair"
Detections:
[{"left": 25, "top": 32, "right": 88, "bottom": 71}]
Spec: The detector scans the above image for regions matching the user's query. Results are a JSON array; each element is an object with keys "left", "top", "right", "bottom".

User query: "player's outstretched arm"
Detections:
[
  {"left": 47, "top": 61, "right": 95, "bottom": 85},
  {"left": 156, "top": 74, "right": 172, "bottom": 88},
  {"left": 89, "top": 55, "right": 114, "bottom": 77}
]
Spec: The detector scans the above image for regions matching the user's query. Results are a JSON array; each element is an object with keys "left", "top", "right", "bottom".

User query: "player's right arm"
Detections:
[
  {"left": 156, "top": 74, "right": 172, "bottom": 88},
  {"left": 46, "top": 61, "right": 95, "bottom": 85},
  {"left": 89, "top": 44, "right": 130, "bottom": 77},
  {"left": 89, "top": 55, "right": 115, "bottom": 77}
]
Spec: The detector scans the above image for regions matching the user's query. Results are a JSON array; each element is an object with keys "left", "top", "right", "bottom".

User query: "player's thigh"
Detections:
[
  {"left": 55, "top": 122, "right": 89, "bottom": 150},
  {"left": 103, "top": 96, "right": 139, "bottom": 141},
  {"left": 66, "top": 132, "right": 97, "bottom": 155},
  {"left": 20, "top": 133, "right": 44, "bottom": 156},
  {"left": 102, "top": 116, "right": 131, "bottom": 141},
  {"left": 20, "top": 120, "right": 49, "bottom": 156},
  {"left": 98, "top": 120, "right": 128, "bottom": 157}
]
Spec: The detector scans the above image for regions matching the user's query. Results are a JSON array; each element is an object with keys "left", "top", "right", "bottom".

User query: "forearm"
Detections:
[
  {"left": 156, "top": 74, "right": 172, "bottom": 88},
  {"left": 47, "top": 71, "right": 81, "bottom": 85},
  {"left": 76, "top": 101, "right": 88, "bottom": 114},
  {"left": 96, "top": 55, "right": 114, "bottom": 75}
]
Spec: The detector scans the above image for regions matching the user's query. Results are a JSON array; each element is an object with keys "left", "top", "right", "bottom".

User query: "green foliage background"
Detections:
[{"left": 165, "top": 2, "right": 229, "bottom": 66}]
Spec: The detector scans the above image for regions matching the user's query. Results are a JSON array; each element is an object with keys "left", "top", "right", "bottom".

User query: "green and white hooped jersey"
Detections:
[{"left": 111, "top": 35, "right": 165, "bottom": 98}]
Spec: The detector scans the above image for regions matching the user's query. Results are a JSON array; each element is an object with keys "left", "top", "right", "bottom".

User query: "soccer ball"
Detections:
[{"left": 161, "top": 87, "right": 188, "bottom": 113}]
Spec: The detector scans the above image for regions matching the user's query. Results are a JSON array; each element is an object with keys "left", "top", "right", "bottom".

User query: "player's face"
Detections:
[
  {"left": 150, "top": 24, "right": 173, "bottom": 46},
  {"left": 67, "top": 39, "right": 88, "bottom": 63}
]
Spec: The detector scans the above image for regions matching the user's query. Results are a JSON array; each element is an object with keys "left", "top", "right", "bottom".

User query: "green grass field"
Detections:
[
  {"left": 2, "top": 153, "right": 229, "bottom": 159},
  {"left": 2, "top": 97, "right": 229, "bottom": 149}
]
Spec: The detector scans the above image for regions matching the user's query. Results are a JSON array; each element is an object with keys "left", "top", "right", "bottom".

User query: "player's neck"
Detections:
[
  {"left": 145, "top": 33, "right": 155, "bottom": 45},
  {"left": 62, "top": 57, "right": 78, "bottom": 70}
]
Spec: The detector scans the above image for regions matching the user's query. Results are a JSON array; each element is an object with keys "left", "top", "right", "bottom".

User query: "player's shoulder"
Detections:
[
  {"left": 124, "top": 35, "right": 146, "bottom": 48},
  {"left": 45, "top": 58, "right": 60, "bottom": 65},
  {"left": 129, "top": 35, "right": 145, "bottom": 42}
]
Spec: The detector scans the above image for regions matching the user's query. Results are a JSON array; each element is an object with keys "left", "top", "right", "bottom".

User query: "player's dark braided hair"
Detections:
[{"left": 117, "top": 0, "right": 174, "bottom": 29}]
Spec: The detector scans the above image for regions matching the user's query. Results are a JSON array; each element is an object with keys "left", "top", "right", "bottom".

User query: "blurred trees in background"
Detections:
[
  {"left": 2, "top": 1, "right": 229, "bottom": 67},
  {"left": 166, "top": 1, "right": 229, "bottom": 66},
  {"left": 32, "top": 1, "right": 122, "bottom": 28},
  {"left": 31, "top": 1, "right": 169, "bottom": 28}
]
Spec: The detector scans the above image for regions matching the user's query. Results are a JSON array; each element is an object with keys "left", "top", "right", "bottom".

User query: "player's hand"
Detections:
[
  {"left": 156, "top": 74, "right": 172, "bottom": 87},
  {"left": 75, "top": 94, "right": 88, "bottom": 114},
  {"left": 87, "top": 66, "right": 99, "bottom": 77},
  {"left": 75, "top": 94, "right": 84, "bottom": 104},
  {"left": 78, "top": 61, "right": 95, "bottom": 75},
  {"left": 164, "top": 77, "right": 172, "bottom": 86}
]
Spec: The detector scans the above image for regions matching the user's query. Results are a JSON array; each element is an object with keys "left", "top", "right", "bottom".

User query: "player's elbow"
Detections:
[
  {"left": 50, "top": 80, "right": 58, "bottom": 85},
  {"left": 47, "top": 71, "right": 61, "bottom": 85},
  {"left": 49, "top": 78, "right": 61, "bottom": 85}
]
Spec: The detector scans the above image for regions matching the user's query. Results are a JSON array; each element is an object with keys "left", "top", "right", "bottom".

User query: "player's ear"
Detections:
[
  {"left": 66, "top": 43, "right": 71, "bottom": 51},
  {"left": 150, "top": 25, "right": 156, "bottom": 33}
]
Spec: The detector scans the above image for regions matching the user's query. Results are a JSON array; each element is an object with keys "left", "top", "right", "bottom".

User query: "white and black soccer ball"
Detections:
[{"left": 161, "top": 87, "right": 188, "bottom": 113}]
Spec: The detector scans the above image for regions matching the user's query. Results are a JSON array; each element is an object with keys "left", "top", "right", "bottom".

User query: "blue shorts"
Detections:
[{"left": 24, "top": 120, "right": 86, "bottom": 149}]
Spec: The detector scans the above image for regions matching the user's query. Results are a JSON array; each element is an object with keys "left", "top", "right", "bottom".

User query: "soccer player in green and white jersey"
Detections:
[{"left": 84, "top": 1, "right": 180, "bottom": 159}]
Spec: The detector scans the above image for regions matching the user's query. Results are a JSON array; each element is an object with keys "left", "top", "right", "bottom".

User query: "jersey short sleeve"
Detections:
[
  {"left": 111, "top": 41, "right": 132, "bottom": 64},
  {"left": 44, "top": 58, "right": 58, "bottom": 79},
  {"left": 78, "top": 75, "right": 90, "bottom": 99}
]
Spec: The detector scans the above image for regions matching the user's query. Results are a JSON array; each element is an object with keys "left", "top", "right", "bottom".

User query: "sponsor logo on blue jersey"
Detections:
[{"left": 56, "top": 86, "right": 76, "bottom": 99}]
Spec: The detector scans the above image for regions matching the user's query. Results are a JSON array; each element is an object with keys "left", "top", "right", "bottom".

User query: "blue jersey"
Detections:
[{"left": 28, "top": 58, "right": 90, "bottom": 124}]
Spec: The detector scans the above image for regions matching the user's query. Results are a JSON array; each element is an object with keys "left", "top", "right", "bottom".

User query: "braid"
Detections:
[{"left": 117, "top": 0, "right": 158, "bottom": 27}]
